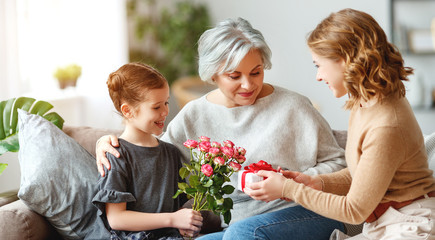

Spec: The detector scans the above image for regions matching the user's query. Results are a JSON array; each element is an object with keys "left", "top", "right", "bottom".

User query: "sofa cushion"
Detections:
[
  {"left": 0, "top": 199, "right": 61, "bottom": 240},
  {"left": 17, "top": 110, "right": 110, "bottom": 239},
  {"left": 63, "top": 126, "right": 122, "bottom": 158}
]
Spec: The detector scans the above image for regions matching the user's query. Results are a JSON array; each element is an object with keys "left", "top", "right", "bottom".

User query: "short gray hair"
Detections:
[{"left": 198, "top": 17, "right": 272, "bottom": 84}]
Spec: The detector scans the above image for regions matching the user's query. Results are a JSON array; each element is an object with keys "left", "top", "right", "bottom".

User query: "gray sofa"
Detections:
[
  {"left": 0, "top": 124, "right": 433, "bottom": 239},
  {"left": 0, "top": 125, "right": 221, "bottom": 239}
]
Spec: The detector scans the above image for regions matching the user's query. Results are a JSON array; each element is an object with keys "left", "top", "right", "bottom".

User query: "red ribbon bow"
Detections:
[
  {"left": 244, "top": 160, "right": 278, "bottom": 173},
  {"left": 241, "top": 160, "right": 277, "bottom": 192}
]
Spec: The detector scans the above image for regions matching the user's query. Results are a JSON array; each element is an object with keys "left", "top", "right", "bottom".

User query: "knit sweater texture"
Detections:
[{"left": 161, "top": 85, "right": 346, "bottom": 225}]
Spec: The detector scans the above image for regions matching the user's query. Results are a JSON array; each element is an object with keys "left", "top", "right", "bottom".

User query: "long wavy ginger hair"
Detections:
[{"left": 307, "top": 8, "right": 413, "bottom": 109}]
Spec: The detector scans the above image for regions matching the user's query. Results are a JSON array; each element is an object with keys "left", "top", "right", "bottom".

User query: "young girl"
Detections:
[
  {"left": 245, "top": 9, "right": 435, "bottom": 239},
  {"left": 92, "top": 62, "right": 202, "bottom": 240}
]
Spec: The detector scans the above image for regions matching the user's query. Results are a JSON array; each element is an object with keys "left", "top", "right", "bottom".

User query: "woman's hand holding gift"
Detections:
[
  {"left": 244, "top": 170, "right": 287, "bottom": 202},
  {"left": 245, "top": 169, "right": 323, "bottom": 202}
]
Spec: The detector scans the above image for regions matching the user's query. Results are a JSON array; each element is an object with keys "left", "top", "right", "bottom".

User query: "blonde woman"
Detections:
[{"left": 246, "top": 8, "right": 435, "bottom": 239}]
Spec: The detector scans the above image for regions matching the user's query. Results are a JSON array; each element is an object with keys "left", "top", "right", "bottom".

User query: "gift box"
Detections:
[
  {"left": 237, "top": 171, "right": 264, "bottom": 192},
  {"left": 237, "top": 160, "right": 278, "bottom": 192}
]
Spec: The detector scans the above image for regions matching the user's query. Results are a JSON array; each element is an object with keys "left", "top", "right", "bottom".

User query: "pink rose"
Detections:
[
  {"left": 229, "top": 161, "right": 242, "bottom": 172},
  {"left": 237, "top": 155, "right": 246, "bottom": 164},
  {"left": 209, "top": 147, "right": 221, "bottom": 157},
  {"left": 198, "top": 141, "right": 211, "bottom": 152},
  {"left": 183, "top": 139, "right": 198, "bottom": 149},
  {"left": 236, "top": 147, "right": 246, "bottom": 156},
  {"left": 201, "top": 164, "right": 213, "bottom": 177},
  {"left": 213, "top": 156, "right": 225, "bottom": 166},
  {"left": 223, "top": 140, "right": 235, "bottom": 148},
  {"left": 211, "top": 141, "right": 221, "bottom": 148},
  {"left": 199, "top": 136, "right": 210, "bottom": 142},
  {"left": 222, "top": 146, "right": 234, "bottom": 158}
]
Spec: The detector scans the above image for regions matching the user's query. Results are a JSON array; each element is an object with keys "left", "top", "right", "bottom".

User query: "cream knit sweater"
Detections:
[{"left": 161, "top": 85, "right": 347, "bottom": 225}]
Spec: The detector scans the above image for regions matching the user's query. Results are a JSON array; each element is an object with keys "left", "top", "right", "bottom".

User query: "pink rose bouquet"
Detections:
[{"left": 173, "top": 136, "right": 246, "bottom": 224}]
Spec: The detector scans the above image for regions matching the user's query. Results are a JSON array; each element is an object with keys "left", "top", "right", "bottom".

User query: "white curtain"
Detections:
[
  {"left": 0, "top": 0, "right": 128, "bottom": 129},
  {"left": 0, "top": 0, "right": 23, "bottom": 99}
]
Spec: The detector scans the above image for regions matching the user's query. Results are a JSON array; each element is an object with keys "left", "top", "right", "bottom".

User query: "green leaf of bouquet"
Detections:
[
  {"left": 222, "top": 185, "right": 235, "bottom": 194},
  {"left": 210, "top": 186, "right": 219, "bottom": 195},
  {"left": 214, "top": 192, "right": 222, "bottom": 200},
  {"left": 185, "top": 188, "right": 197, "bottom": 195},
  {"left": 179, "top": 167, "right": 190, "bottom": 179},
  {"left": 196, "top": 185, "right": 207, "bottom": 193},
  {"left": 203, "top": 179, "right": 213, "bottom": 188},
  {"left": 207, "top": 195, "right": 217, "bottom": 209},
  {"left": 224, "top": 175, "right": 231, "bottom": 182},
  {"left": 189, "top": 175, "right": 199, "bottom": 188},
  {"left": 223, "top": 210, "right": 232, "bottom": 224},
  {"left": 223, "top": 197, "right": 233, "bottom": 209},
  {"left": 213, "top": 175, "right": 224, "bottom": 187},
  {"left": 194, "top": 162, "right": 201, "bottom": 172},
  {"left": 172, "top": 189, "right": 184, "bottom": 199},
  {"left": 215, "top": 197, "right": 224, "bottom": 205},
  {"left": 178, "top": 182, "right": 189, "bottom": 191}
]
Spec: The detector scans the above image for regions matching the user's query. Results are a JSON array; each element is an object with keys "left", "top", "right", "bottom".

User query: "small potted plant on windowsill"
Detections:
[{"left": 53, "top": 64, "right": 82, "bottom": 89}]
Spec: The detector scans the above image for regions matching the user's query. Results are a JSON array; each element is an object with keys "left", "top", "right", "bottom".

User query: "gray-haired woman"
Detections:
[{"left": 96, "top": 17, "right": 346, "bottom": 239}]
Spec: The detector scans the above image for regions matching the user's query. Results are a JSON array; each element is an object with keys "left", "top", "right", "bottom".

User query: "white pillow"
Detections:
[{"left": 17, "top": 109, "right": 110, "bottom": 239}]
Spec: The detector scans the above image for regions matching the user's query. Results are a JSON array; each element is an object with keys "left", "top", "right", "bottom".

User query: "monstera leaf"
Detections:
[{"left": 0, "top": 97, "right": 64, "bottom": 175}]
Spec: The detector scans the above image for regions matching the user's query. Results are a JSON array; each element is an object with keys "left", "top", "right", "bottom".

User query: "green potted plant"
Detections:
[
  {"left": 53, "top": 64, "right": 82, "bottom": 89},
  {"left": 0, "top": 97, "right": 64, "bottom": 175},
  {"left": 127, "top": 0, "right": 211, "bottom": 85}
]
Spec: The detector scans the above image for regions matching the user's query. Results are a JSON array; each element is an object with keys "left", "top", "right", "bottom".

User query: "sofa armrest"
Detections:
[
  {"left": 0, "top": 189, "right": 19, "bottom": 207},
  {"left": 0, "top": 199, "right": 62, "bottom": 240}
]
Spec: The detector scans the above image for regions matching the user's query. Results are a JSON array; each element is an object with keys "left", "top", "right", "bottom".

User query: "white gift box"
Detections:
[{"left": 237, "top": 171, "right": 264, "bottom": 192}]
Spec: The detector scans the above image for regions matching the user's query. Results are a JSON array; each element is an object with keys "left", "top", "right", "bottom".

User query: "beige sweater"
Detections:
[{"left": 282, "top": 95, "right": 435, "bottom": 224}]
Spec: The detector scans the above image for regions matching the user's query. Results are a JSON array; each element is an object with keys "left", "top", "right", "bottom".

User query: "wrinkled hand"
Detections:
[
  {"left": 280, "top": 170, "right": 323, "bottom": 191},
  {"left": 96, "top": 135, "right": 120, "bottom": 177},
  {"left": 174, "top": 209, "right": 203, "bottom": 238},
  {"left": 244, "top": 170, "right": 287, "bottom": 202}
]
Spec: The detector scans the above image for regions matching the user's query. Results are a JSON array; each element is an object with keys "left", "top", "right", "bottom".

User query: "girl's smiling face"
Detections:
[
  {"left": 311, "top": 51, "right": 347, "bottom": 98},
  {"left": 128, "top": 84, "right": 170, "bottom": 136},
  {"left": 213, "top": 49, "right": 265, "bottom": 107}
]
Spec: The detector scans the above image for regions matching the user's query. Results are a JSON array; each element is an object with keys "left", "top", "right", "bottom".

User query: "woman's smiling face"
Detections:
[
  {"left": 311, "top": 51, "right": 347, "bottom": 98},
  {"left": 213, "top": 49, "right": 265, "bottom": 108}
]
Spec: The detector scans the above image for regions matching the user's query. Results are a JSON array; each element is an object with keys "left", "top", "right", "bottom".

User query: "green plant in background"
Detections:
[
  {"left": 127, "top": 0, "right": 211, "bottom": 85},
  {"left": 0, "top": 97, "right": 64, "bottom": 175},
  {"left": 53, "top": 64, "right": 82, "bottom": 89}
]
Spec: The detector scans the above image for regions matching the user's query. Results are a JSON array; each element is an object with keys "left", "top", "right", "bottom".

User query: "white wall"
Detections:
[
  {"left": 199, "top": 0, "right": 391, "bottom": 131},
  {"left": 0, "top": 0, "right": 128, "bottom": 193},
  {"left": 13, "top": 0, "right": 128, "bottom": 131}
]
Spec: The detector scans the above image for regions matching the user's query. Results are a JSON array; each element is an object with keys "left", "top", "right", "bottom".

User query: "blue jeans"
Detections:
[{"left": 196, "top": 205, "right": 344, "bottom": 240}]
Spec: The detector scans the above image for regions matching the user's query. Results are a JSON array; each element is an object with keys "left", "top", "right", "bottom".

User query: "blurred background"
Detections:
[
  {"left": 2, "top": 0, "right": 435, "bottom": 132},
  {"left": 1, "top": 0, "right": 435, "bottom": 192}
]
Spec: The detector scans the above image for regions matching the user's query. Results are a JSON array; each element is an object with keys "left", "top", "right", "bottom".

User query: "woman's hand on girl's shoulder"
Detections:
[{"left": 96, "top": 134, "right": 120, "bottom": 177}]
